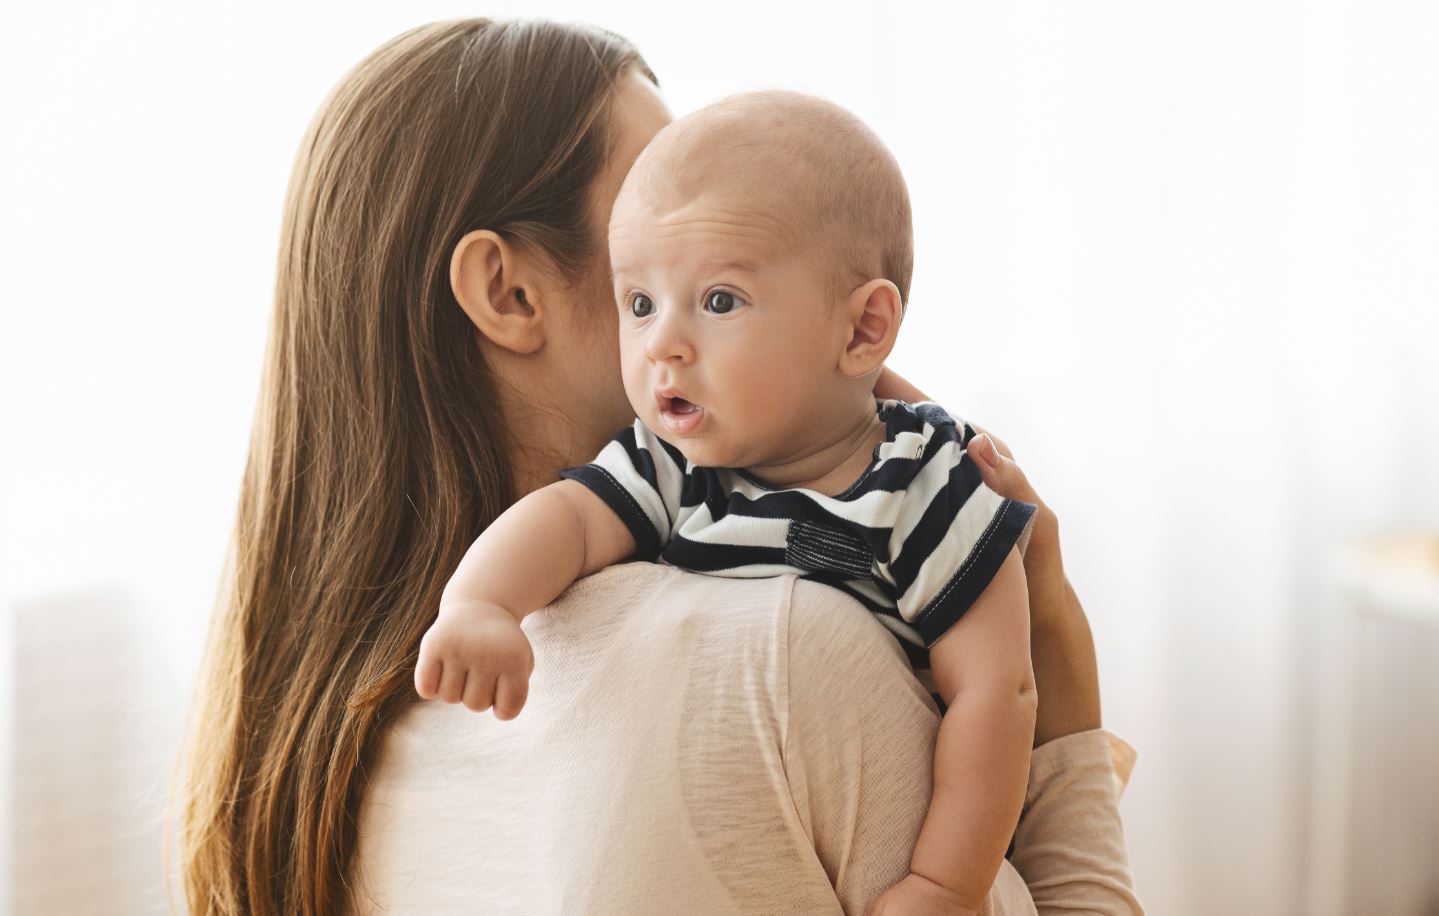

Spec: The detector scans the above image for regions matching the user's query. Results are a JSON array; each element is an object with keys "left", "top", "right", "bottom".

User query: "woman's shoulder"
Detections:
[
  {"left": 543, "top": 565, "right": 919, "bottom": 677},
  {"left": 357, "top": 565, "right": 855, "bottom": 914},
  {"left": 536, "top": 561, "right": 800, "bottom": 647},
  {"left": 782, "top": 577, "right": 939, "bottom": 728},
  {"left": 358, "top": 566, "right": 944, "bottom": 916},
  {"left": 380, "top": 565, "right": 934, "bottom": 766},
  {"left": 546, "top": 565, "right": 926, "bottom": 677}
]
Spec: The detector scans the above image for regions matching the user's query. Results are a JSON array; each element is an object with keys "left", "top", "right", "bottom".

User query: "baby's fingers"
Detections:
[
  {"left": 493, "top": 672, "right": 530, "bottom": 721},
  {"left": 414, "top": 650, "right": 443, "bottom": 700},
  {"left": 438, "top": 663, "right": 468, "bottom": 704},
  {"left": 462, "top": 671, "right": 496, "bottom": 714}
]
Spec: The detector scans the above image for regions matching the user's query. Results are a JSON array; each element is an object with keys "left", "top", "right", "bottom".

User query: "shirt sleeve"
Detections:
[
  {"left": 558, "top": 420, "right": 689, "bottom": 562},
  {"left": 1009, "top": 730, "right": 1145, "bottom": 915},
  {"left": 886, "top": 413, "right": 1038, "bottom": 647}
]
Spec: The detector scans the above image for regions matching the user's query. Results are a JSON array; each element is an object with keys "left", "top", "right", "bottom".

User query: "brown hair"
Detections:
[{"left": 174, "top": 19, "right": 653, "bottom": 915}]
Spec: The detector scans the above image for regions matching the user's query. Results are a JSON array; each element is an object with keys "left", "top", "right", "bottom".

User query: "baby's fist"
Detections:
[{"left": 414, "top": 601, "right": 534, "bottom": 719}]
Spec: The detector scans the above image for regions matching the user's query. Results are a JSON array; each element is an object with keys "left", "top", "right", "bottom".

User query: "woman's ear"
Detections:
[
  {"left": 450, "top": 229, "right": 546, "bottom": 355},
  {"left": 837, "top": 279, "right": 904, "bottom": 378}
]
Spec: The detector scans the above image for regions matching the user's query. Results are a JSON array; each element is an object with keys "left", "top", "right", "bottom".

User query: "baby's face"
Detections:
[{"left": 609, "top": 185, "right": 853, "bottom": 470}]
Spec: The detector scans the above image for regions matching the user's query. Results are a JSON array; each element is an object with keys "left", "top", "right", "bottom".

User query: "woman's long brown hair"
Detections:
[{"left": 175, "top": 19, "right": 653, "bottom": 915}]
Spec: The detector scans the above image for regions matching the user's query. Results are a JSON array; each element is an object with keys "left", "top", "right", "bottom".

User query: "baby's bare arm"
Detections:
[
  {"left": 908, "top": 548, "right": 1036, "bottom": 910},
  {"left": 414, "top": 481, "right": 636, "bottom": 716},
  {"left": 442, "top": 480, "right": 636, "bottom": 616}
]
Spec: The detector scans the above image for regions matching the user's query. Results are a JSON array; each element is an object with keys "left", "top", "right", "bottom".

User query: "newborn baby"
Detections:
[{"left": 417, "top": 90, "right": 1038, "bottom": 915}]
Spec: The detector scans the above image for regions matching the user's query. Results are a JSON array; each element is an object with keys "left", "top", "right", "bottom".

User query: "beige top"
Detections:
[{"left": 351, "top": 563, "right": 1141, "bottom": 915}]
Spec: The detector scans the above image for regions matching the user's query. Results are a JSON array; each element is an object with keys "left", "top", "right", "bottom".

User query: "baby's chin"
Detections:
[
  {"left": 650, "top": 427, "right": 736, "bottom": 470},
  {"left": 664, "top": 436, "right": 721, "bottom": 468}
]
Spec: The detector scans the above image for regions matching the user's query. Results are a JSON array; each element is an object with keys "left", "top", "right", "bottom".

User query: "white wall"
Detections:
[{"left": 2, "top": 1, "right": 1436, "bottom": 913}]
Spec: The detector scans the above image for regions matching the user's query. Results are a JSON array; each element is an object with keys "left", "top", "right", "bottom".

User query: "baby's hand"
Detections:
[
  {"left": 867, "top": 873, "right": 979, "bottom": 916},
  {"left": 414, "top": 600, "right": 534, "bottom": 719}
]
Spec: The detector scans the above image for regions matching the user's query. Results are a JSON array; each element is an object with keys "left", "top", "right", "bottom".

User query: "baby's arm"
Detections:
[
  {"left": 413, "top": 480, "right": 636, "bottom": 717},
  {"left": 892, "top": 546, "right": 1036, "bottom": 913}
]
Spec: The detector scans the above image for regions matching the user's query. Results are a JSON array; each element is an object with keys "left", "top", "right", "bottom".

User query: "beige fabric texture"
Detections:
[{"left": 351, "top": 562, "right": 1141, "bottom": 915}]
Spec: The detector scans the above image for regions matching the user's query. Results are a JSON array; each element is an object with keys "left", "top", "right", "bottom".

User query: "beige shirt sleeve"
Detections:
[{"left": 1011, "top": 730, "right": 1143, "bottom": 914}]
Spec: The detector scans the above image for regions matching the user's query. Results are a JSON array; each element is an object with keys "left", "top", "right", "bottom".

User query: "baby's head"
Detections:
[{"left": 609, "top": 90, "right": 912, "bottom": 472}]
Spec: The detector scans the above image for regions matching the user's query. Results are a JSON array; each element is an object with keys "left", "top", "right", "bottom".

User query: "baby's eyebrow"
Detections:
[
  {"left": 702, "top": 258, "right": 761, "bottom": 276},
  {"left": 611, "top": 259, "right": 761, "bottom": 282}
]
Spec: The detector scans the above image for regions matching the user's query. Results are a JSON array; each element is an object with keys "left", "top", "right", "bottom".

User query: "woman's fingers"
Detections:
[
  {"left": 967, "top": 433, "right": 1040, "bottom": 507},
  {"left": 967, "top": 432, "right": 1067, "bottom": 612},
  {"left": 967, "top": 421, "right": 1014, "bottom": 461},
  {"left": 967, "top": 431, "right": 1057, "bottom": 555},
  {"left": 872, "top": 365, "right": 930, "bottom": 404}
]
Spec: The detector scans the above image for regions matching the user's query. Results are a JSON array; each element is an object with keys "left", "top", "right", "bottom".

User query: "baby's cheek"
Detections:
[
  {"left": 619, "top": 361, "right": 648, "bottom": 416},
  {"left": 736, "top": 365, "right": 804, "bottom": 436}
]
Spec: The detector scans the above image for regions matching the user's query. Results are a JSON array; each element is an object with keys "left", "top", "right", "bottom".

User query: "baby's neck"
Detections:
[{"left": 745, "top": 400, "right": 887, "bottom": 496}]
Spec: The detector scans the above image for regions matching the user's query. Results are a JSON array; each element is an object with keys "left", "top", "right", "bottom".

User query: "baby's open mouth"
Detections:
[
  {"left": 657, "top": 393, "right": 705, "bottom": 434},
  {"left": 662, "top": 396, "right": 700, "bottom": 415}
]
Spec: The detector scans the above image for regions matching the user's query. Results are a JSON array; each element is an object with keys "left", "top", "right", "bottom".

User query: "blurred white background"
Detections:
[{"left": 2, "top": 1, "right": 1436, "bottom": 913}]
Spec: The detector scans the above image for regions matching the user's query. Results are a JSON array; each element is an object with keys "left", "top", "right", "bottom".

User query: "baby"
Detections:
[{"left": 416, "top": 91, "right": 1038, "bottom": 914}]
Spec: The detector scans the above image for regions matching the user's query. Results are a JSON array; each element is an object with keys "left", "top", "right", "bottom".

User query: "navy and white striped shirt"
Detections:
[{"left": 559, "top": 400, "right": 1037, "bottom": 689}]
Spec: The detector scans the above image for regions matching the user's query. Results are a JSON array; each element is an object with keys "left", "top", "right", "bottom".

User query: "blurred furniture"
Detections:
[{"left": 1307, "top": 534, "right": 1439, "bottom": 916}]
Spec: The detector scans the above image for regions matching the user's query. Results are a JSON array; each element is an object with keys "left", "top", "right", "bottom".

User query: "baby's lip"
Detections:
[
  {"left": 655, "top": 388, "right": 702, "bottom": 412},
  {"left": 655, "top": 388, "right": 705, "bottom": 435}
]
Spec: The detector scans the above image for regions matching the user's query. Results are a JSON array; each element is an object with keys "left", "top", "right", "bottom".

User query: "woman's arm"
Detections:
[
  {"left": 962, "top": 432, "right": 1140, "bottom": 914},
  {"left": 875, "top": 366, "right": 1140, "bottom": 913},
  {"left": 874, "top": 365, "right": 1101, "bottom": 745},
  {"left": 962, "top": 432, "right": 1101, "bottom": 746}
]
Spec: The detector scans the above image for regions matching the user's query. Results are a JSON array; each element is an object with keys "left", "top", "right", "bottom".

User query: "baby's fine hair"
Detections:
[{"left": 622, "top": 90, "right": 914, "bottom": 306}]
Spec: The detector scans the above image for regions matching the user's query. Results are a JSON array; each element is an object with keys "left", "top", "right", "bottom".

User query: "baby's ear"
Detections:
[{"left": 837, "top": 279, "right": 903, "bottom": 378}]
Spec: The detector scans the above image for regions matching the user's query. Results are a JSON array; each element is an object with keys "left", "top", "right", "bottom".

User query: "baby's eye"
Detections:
[
  {"left": 629, "top": 294, "right": 655, "bottom": 318},
  {"left": 704, "top": 290, "right": 742, "bottom": 314}
]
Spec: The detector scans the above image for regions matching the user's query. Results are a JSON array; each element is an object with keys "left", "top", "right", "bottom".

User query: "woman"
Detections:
[{"left": 176, "top": 18, "right": 1139, "bottom": 916}]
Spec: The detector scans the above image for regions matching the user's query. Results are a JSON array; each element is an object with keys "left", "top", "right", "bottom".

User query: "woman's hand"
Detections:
[
  {"left": 964, "top": 431, "right": 1102, "bottom": 746},
  {"left": 962, "top": 430, "right": 1064, "bottom": 627},
  {"left": 874, "top": 365, "right": 930, "bottom": 404},
  {"left": 875, "top": 365, "right": 1102, "bottom": 746}
]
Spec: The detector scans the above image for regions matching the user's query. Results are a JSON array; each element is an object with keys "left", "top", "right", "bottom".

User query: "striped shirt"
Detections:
[{"left": 559, "top": 400, "right": 1037, "bottom": 689}]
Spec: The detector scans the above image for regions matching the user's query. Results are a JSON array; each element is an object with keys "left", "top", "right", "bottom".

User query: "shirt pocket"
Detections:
[{"left": 784, "top": 519, "right": 875, "bottom": 580}]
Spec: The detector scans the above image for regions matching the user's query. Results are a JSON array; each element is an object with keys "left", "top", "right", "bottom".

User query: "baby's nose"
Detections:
[{"left": 644, "top": 312, "right": 696, "bottom": 364}]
